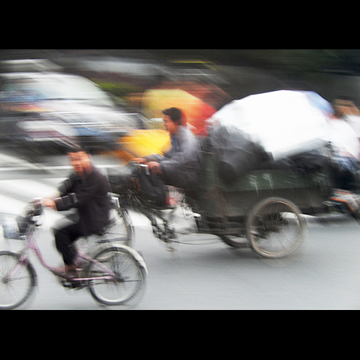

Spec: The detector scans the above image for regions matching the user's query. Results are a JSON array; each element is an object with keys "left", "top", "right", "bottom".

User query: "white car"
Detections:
[{"left": 0, "top": 72, "right": 144, "bottom": 151}]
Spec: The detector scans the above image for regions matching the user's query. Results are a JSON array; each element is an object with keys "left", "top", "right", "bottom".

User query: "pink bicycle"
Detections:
[{"left": 0, "top": 200, "right": 147, "bottom": 309}]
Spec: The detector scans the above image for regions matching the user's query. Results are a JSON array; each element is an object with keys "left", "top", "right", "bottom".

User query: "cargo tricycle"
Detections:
[{"left": 110, "top": 147, "right": 335, "bottom": 259}]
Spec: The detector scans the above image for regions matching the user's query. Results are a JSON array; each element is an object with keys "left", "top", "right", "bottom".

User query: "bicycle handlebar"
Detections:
[
  {"left": 24, "top": 199, "right": 43, "bottom": 217},
  {"left": 139, "top": 164, "right": 150, "bottom": 175},
  {"left": 130, "top": 161, "right": 150, "bottom": 175}
]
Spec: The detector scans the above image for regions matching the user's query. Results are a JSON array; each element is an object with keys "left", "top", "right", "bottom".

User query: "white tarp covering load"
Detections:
[{"left": 207, "top": 90, "right": 332, "bottom": 161}]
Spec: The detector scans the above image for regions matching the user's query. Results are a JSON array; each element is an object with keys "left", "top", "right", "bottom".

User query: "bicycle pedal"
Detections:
[
  {"left": 60, "top": 279, "right": 73, "bottom": 289},
  {"left": 71, "top": 280, "right": 85, "bottom": 290}
]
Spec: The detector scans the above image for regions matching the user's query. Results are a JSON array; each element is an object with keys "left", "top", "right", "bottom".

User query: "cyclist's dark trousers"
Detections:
[{"left": 54, "top": 223, "right": 85, "bottom": 265}]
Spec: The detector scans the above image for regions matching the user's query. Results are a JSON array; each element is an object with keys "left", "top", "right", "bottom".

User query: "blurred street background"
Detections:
[{"left": 1, "top": 49, "right": 360, "bottom": 309}]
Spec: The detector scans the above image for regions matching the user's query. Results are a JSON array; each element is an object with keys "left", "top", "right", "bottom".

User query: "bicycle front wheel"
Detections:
[
  {"left": 86, "top": 245, "right": 147, "bottom": 307},
  {"left": 107, "top": 207, "right": 134, "bottom": 247},
  {"left": 0, "top": 251, "right": 37, "bottom": 310}
]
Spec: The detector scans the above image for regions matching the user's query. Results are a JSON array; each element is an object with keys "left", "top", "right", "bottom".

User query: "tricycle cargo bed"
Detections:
[{"left": 195, "top": 151, "right": 333, "bottom": 217}]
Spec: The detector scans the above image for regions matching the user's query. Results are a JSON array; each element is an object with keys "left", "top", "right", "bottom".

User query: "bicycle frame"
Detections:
[{"left": 6, "top": 221, "right": 117, "bottom": 284}]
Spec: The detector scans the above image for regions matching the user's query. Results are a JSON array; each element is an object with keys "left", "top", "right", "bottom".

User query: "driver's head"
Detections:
[{"left": 162, "top": 107, "right": 184, "bottom": 135}]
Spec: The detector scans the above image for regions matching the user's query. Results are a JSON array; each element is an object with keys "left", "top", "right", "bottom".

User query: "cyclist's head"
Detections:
[{"left": 67, "top": 145, "right": 92, "bottom": 176}]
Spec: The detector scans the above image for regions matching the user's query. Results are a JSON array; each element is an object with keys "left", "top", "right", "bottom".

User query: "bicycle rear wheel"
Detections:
[
  {"left": 0, "top": 251, "right": 37, "bottom": 310},
  {"left": 86, "top": 245, "right": 147, "bottom": 307}
]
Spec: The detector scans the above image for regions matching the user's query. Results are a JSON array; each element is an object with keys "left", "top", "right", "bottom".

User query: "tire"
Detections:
[
  {"left": 0, "top": 251, "right": 37, "bottom": 310},
  {"left": 220, "top": 235, "right": 249, "bottom": 248},
  {"left": 121, "top": 209, "right": 134, "bottom": 247},
  {"left": 86, "top": 245, "right": 147, "bottom": 307},
  {"left": 246, "top": 197, "right": 307, "bottom": 258}
]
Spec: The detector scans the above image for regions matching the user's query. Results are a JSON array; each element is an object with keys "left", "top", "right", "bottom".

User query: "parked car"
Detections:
[{"left": 0, "top": 72, "right": 145, "bottom": 151}]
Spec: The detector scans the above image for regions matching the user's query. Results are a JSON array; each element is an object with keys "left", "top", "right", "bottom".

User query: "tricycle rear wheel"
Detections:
[{"left": 246, "top": 197, "right": 307, "bottom": 258}]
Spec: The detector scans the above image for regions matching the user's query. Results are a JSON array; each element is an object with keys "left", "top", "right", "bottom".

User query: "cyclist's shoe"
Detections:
[
  {"left": 53, "top": 265, "right": 84, "bottom": 289},
  {"left": 59, "top": 277, "right": 84, "bottom": 290},
  {"left": 52, "top": 264, "right": 78, "bottom": 279}
]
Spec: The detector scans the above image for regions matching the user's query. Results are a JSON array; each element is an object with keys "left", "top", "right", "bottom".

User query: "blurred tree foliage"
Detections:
[{"left": 93, "top": 80, "right": 144, "bottom": 99}]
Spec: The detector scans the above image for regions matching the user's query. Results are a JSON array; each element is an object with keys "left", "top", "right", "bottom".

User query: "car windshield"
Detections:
[{"left": 1, "top": 75, "right": 114, "bottom": 107}]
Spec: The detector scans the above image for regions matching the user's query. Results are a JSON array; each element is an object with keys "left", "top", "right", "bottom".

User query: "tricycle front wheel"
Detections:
[{"left": 247, "top": 197, "right": 307, "bottom": 258}]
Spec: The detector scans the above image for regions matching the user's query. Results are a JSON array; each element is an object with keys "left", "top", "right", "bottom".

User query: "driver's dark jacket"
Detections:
[{"left": 54, "top": 166, "right": 111, "bottom": 236}]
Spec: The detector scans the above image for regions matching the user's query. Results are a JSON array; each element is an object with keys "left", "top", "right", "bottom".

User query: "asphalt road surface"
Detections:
[{"left": 1, "top": 147, "right": 360, "bottom": 310}]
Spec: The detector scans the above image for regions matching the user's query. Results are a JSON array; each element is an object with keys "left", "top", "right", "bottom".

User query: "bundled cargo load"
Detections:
[
  {"left": 206, "top": 90, "right": 333, "bottom": 184},
  {"left": 207, "top": 90, "right": 332, "bottom": 161},
  {"left": 207, "top": 125, "right": 271, "bottom": 184}
]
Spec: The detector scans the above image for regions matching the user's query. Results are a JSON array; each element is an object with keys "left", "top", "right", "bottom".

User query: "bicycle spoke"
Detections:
[{"left": 87, "top": 247, "right": 146, "bottom": 306}]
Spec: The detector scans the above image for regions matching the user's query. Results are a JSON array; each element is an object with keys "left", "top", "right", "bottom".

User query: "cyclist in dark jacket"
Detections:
[{"left": 42, "top": 146, "right": 111, "bottom": 276}]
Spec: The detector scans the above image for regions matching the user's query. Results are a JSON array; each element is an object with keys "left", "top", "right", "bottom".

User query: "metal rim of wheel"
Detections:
[
  {"left": 87, "top": 246, "right": 146, "bottom": 307},
  {"left": 0, "top": 251, "right": 36, "bottom": 310},
  {"left": 246, "top": 197, "right": 307, "bottom": 258}
]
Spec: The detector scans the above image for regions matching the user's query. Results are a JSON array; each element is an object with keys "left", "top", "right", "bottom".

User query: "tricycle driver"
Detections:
[{"left": 133, "top": 107, "right": 202, "bottom": 206}]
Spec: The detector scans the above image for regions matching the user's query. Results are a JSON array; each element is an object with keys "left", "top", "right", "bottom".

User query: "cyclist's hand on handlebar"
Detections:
[{"left": 41, "top": 197, "right": 57, "bottom": 210}]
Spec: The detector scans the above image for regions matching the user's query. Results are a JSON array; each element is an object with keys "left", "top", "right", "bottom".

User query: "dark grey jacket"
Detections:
[
  {"left": 146, "top": 126, "right": 202, "bottom": 189},
  {"left": 55, "top": 167, "right": 111, "bottom": 235}
]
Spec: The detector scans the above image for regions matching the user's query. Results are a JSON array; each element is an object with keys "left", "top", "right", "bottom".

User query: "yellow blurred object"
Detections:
[{"left": 113, "top": 129, "right": 171, "bottom": 163}]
